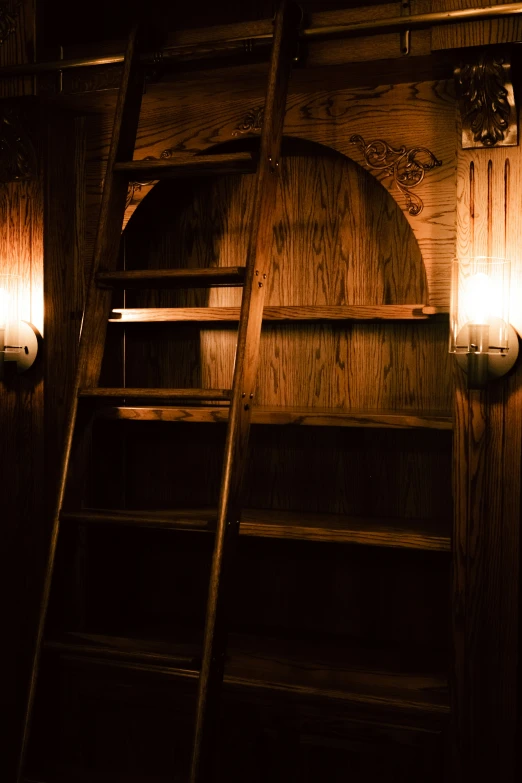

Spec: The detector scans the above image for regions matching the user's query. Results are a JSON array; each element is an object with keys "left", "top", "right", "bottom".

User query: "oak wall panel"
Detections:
[{"left": 82, "top": 79, "right": 456, "bottom": 309}]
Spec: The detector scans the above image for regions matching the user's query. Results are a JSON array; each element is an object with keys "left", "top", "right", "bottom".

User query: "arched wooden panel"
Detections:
[
  {"left": 118, "top": 144, "right": 451, "bottom": 412},
  {"left": 124, "top": 141, "right": 427, "bottom": 306}
]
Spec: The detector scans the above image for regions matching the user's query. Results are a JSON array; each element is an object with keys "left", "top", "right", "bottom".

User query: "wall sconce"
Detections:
[
  {"left": 0, "top": 274, "right": 39, "bottom": 379},
  {"left": 450, "top": 257, "right": 519, "bottom": 389}
]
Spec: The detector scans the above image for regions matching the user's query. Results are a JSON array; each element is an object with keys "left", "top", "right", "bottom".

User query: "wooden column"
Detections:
[
  {"left": 453, "top": 114, "right": 522, "bottom": 782},
  {"left": 0, "top": 1, "right": 44, "bottom": 780}
]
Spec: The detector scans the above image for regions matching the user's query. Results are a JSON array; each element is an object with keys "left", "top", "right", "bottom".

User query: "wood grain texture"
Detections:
[
  {"left": 453, "top": 118, "right": 522, "bottom": 781},
  {"left": 81, "top": 79, "right": 456, "bottom": 308},
  {"left": 109, "top": 304, "right": 439, "bottom": 322},
  {"left": 119, "top": 150, "right": 452, "bottom": 414},
  {"left": 96, "top": 405, "right": 453, "bottom": 430},
  {"left": 0, "top": 4, "right": 41, "bottom": 781},
  {"left": 16, "top": 30, "right": 149, "bottom": 783},
  {"left": 0, "top": 0, "right": 35, "bottom": 98},
  {"left": 431, "top": 0, "right": 522, "bottom": 50}
]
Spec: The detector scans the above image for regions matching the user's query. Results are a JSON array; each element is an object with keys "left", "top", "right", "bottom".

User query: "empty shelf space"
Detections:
[
  {"left": 60, "top": 507, "right": 451, "bottom": 551},
  {"left": 44, "top": 631, "right": 449, "bottom": 719},
  {"left": 78, "top": 388, "right": 232, "bottom": 401},
  {"left": 96, "top": 405, "right": 453, "bottom": 430},
  {"left": 97, "top": 267, "right": 246, "bottom": 289},
  {"left": 113, "top": 151, "right": 256, "bottom": 179},
  {"left": 109, "top": 304, "right": 446, "bottom": 323}
]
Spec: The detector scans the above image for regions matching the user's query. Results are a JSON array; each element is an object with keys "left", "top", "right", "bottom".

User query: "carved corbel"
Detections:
[
  {"left": 455, "top": 53, "right": 517, "bottom": 148},
  {"left": 0, "top": 1, "right": 18, "bottom": 45},
  {"left": 0, "top": 104, "right": 37, "bottom": 182}
]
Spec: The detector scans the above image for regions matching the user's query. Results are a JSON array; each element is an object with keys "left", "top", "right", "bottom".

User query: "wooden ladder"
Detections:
[{"left": 17, "top": 3, "right": 301, "bottom": 781}]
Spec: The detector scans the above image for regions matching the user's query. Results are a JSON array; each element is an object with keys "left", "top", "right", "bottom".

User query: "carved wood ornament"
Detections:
[
  {"left": 232, "top": 106, "right": 264, "bottom": 136},
  {"left": 126, "top": 148, "right": 178, "bottom": 207},
  {"left": 350, "top": 135, "right": 441, "bottom": 216},
  {"left": 455, "top": 53, "right": 517, "bottom": 148},
  {"left": 0, "top": 105, "right": 37, "bottom": 182},
  {"left": 0, "top": 0, "right": 17, "bottom": 45}
]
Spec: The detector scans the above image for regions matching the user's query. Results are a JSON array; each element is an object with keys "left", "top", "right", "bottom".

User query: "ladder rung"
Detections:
[
  {"left": 114, "top": 151, "right": 256, "bottom": 180},
  {"left": 97, "top": 267, "right": 246, "bottom": 289},
  {"left": 78, "top": 388, "right": 231, "bottom": 401},
  {"left": 45, "top": 633, "right": 200, "bottom": 673},
  {"left": 60, "top": 508, "right": 216, "bottom": 531}
]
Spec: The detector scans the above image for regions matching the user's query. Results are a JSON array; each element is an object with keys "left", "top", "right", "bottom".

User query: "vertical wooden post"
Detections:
[{"left": 453, "top": 127, "right": 522, "bottom": 781}]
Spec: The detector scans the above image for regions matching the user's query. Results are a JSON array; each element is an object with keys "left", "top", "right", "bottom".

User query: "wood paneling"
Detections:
[
  {"left": 453, "top": 92, "right": 522, "bottom": 781},
  {"left": 431, "top": 0, "right": 522, "bottom": 50},
  {"left": 0, "top": 164, "right": 44, "bottom": 783},
  {"left": 80, "top": 77, "right": 456, "bottom": 308}
]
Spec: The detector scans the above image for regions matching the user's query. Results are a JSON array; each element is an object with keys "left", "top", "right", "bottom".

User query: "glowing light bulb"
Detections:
[{"left": 466, "top": 272, "right": 491, "bottom": 324}]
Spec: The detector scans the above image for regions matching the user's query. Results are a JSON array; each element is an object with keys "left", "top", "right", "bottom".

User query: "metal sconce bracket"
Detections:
[
  {"left": 454, "top": 322, "right": 519, "bottom": 389},
  {"left": 0, "top": 320, "right": 40, "bottom": 377}
]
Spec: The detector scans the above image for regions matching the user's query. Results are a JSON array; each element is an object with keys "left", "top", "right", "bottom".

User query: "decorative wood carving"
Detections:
[
  {"left": 455, "top": 54, "right": 517, "bottom": 149},
  {"left": 232, "top": 106, "right": 264, "bottom": 136},
  {"left": 0, "top": 0, "right": 17, "bottom": 45},
  {"left": 350, "top": 134, "right": 441, "bottom": 217},
  {"left": 126, "top": 155, "right": 159, "bottom": 207},
  {"left": 0, "top": 105, "right": 37, "bottom": 181},
  {"left": 64, "top": 65, "right": 123, "bottom": 96}
]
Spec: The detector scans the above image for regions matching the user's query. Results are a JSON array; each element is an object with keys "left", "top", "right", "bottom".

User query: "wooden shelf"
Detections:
[
  {"left": 96, "top": 404, "right": 453, "bottom": 430},
  {"left": 45, "top": 631, "right": 449, "bottom": 720},
  {"left": 109, "top": 304, "right": 448, "bottom": 322},
  {"left": 61, "top": 507, "right": 451, "bottom": 551}
]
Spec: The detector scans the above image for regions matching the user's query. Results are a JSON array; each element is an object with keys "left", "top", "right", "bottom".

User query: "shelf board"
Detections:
[
  {"left": 109, "top": 304, "right": 448, "bottom": 322},
  {"left": 96, "top": 405, "right": 453, "bottom": 430},
  {"left": 61, "top": 507, "right": 451, "bottom": 551},
  {"left": 45, "top": 631, "right": 449, "bottom": 719}
]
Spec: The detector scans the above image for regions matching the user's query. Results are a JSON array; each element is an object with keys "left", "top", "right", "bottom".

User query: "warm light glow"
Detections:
[
  {"left": 465, "top": 272, "right": 491, "bottom": 324},
  {"left": 0, "top": 286, "right": 7, "bottom": 328}
]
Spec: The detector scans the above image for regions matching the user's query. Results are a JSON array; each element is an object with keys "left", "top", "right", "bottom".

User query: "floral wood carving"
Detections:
[
  {"left": 232, "top": 106, "right": 264, "bottom": 136},
  {"left": 454, "top": 54, "right": 517, "bottom": 148},
  {"left": 350, "top": 135, "right": 442, "bottom": 217},
  {"left": 126, "top": 149, "right": 179, "bottom": 207},
  {"left": 0, "top": 1, "right": 18, "bottom": 45},
  {"left": 0, "top": 105, "right": 37, "bottom": 182}
]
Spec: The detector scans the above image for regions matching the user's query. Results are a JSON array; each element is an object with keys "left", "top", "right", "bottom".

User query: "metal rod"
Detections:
[{"left": 1, "top": 2, "right": 522, "bottom": 77}]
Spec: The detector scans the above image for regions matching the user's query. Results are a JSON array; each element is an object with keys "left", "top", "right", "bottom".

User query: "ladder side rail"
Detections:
[
  {"left": 16, "top": 28, "right": 146, "bottom": 783},
  {"left": 189, "top": 2, "right": 301, "bottom": 781}
]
